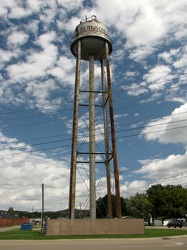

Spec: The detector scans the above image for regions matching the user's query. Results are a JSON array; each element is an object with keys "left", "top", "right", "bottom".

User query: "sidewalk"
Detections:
[{"left": 0, "top": 226, "right": 19, "bottom": 232}]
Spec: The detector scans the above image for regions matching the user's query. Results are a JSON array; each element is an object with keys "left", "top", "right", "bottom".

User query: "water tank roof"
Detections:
[{"left": 70, "top": 16, "right": 112, "bottom": 61}]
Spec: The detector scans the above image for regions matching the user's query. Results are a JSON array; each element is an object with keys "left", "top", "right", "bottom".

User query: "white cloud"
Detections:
[
  {"left": 7, "top": 31, "right": 29, "bottom": 47},
  {"left": 0, "top": 151, "right": 70, "bottom": 211},
  {"left": 173, "top": 46, "right": 187, "bottom": 70},
  {"left": 158, "top": 48, "right": 180, "bottom": 64},
  {"left": 57, "top": 16, "right": 83, "bottom": 35},
  {"left": 141, "top": 103, "right": 187, "bottom": 144},
  {"left": 128, "top": 46, "right": 155, "bottom": 61},
  {"left": 26, "top": 79, "right": 57, "bottom": 99},
  {"left": 93, "top": 0, "right": 141, "bottom": 27},
  {"left": 7, "top": 42, "right": 58, "bottom": 81},
  {"left": 123, "top": 82, "right": 148, "bottom": 96},
  {"left": 0, "top": 132, "right": 31, "bottom": 152},
  {"left": 0, "top": 6, "right": 7, "bottom": 16},
  {"left": 57, "top": 0, "right": 84, "bottom": 10},
  {"left": 160, "top": 104, "right": 187, "bottom": 144},
  {"left": 0, "top": 0, "right": 43, "bottom": 19},
  {"left": 0, "top": 49, "right": 14, "bottom": 64},
  {"left": 48, "top": 56, "right": 75, "bottom": 86},
  {"left": 35, "top": 32, "right": 56, "bottom": 48},
  {"left": 143, "top": 65, "right": 173, "bottom": 91},
  {"left": 0, "top": 0, "right": 17, "bottom": 17},
  {"left": 0, "top": 129, "right": 110, "bottom": 211},
  {"left": 0, "top": 130, "right": 71, "bottom": 211},
  {"left": 25, "top": 20, "right": 39, "bottom": 37},
  {"left": 92, "top": 0, "right": 187, "bottom": 64},
  {"left": 120, "top": 180, "right": 148, "bottom": 198},
  {"left": 27, "top": 0, "right": 44, "bottom": 12},
  {"left": 126, "top": 5, "right": 165, "bottom": 47},
  {"left": 135, "top": 152, "right": 187, "bottom": 186},
  {"left": 8, "top": 6, "right": 32, "bottom": 19},
  {"left": 25, "top": 79, "right": 62, "bottom": 112}
]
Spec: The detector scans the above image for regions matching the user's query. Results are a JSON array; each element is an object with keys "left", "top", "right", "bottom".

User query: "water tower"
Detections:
[{"left": 69, "top": 15, "right": 121, "bottom": 219}]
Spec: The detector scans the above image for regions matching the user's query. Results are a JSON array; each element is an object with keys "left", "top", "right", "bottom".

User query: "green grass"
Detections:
[{"left": 0, "top": 228, "right": 187, "bottom": 240}]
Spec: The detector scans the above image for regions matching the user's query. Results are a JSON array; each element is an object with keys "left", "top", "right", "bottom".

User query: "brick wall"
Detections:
[{"left": 0, "top": 217, "right": 30, "bottom": 227}]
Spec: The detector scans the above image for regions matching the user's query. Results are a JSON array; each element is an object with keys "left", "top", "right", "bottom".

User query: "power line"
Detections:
[
  {"left": 0, "top": 81, "right": 185, "bottom": 137},
  {"left": 114, "top": 94, "right": 186, "bottom": 111},
  {"left": 1, "top": 117, "right": 186, "bottom": 152},
  {"left": 0, "top": 103, "right": 70, "bottom": 117},
  {"left": 0, "top": 73, "right": 186, "bottom": 118},
  {"left": 112, "top": 73, "right": 187, "bottom": 95},
  {"left": 116, "top": 118, "right": 187, "bottom": 134},
  {"left": 1, "top": 92, "right": 186, "bottom": 130},
  {"left": 122, "top": 145, "right": 186, "bottom": 172},
  {"left": 0, "top": 109, "right": 185, "bottom": 146},
  {"left": 1, "top": 117, "right": 67, "bottom": 129},
  {"left": 0, "top": 123, "right": 186, "bottom": 157},
  {"left": 115, "top": 110, "right": 187, "bottom": 128},
  {"left": 116, "top": 124, "right": 187, "bottom": 140},
  {"left": 0, "top": 107, "right": 72, "bottom": 122}
]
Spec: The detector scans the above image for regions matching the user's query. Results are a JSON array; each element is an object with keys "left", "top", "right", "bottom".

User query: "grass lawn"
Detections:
[{"left": 0, "top": 228, "right": 187, "bottom": 240}]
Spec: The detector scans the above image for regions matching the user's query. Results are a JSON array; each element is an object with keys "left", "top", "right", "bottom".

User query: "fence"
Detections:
[{"left": 0, "top": 217, "right": 29, "bottom": 227}]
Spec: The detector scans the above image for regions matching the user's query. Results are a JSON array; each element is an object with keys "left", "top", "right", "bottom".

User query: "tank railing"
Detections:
[{"left": 80, "top": 15, "right": 98, "bottom": 23}]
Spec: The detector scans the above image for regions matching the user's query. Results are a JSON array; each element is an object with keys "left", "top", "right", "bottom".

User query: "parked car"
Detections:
[{"left": 167, "top": 220, "right": 183, "bottom": 228}]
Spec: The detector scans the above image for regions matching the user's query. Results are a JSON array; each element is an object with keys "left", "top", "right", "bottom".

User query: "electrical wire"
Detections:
[
  {"left": 112, "top": 74, "right": 187, "bottom": 95},
  {"left": 0, "top": 122, "right": 186, "bottom": 157},
  {"left": 0, "top": 109, "right": 185, "bottom": 147},
  {"left": 1, "top": 89, "right": 186, "bottom": 129},
  {"left": 0, "top": 73, "right": 186, "bottom": 118},
  {"left": 0, "top": 116, "right": 186, "bottom": 151}
]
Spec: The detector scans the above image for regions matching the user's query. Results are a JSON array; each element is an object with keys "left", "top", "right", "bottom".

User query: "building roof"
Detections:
[{"left": 0, "top": 213, "right": 19, "bottom": 219}]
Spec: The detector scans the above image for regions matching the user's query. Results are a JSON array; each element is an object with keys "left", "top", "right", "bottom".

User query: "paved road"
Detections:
[{"left": 0, "top": 237, "right": 187, "bottom": 250}]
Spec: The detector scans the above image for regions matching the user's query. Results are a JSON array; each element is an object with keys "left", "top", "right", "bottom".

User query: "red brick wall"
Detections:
[{"left": 0, "top": 217, "right": 30, "bottom": 226}]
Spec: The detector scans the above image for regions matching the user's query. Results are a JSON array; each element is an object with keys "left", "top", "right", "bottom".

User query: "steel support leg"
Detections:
[
  {"left": 101, "top": 59, "right": 113, "bottom": 218},
  {"left": 105, "top": 42, "right": 122, "bottom": 219},
  {"left": 89, "top": 54, "right": 96, "bottom": 219},
  {"left": 69, "top": 40, "right": 81, "bottom": 219}
]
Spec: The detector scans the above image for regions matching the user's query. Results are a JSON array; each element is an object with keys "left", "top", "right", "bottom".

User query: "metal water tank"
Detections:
[{"left": 70, "top": 15, "right": 112, "bottom": 61}]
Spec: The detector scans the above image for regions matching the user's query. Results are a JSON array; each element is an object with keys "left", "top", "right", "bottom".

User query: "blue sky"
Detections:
[{"left": 0, "top": 0, "right": 187, "bottom": 212}]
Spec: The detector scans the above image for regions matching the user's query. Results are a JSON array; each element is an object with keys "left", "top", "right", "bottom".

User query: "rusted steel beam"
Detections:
[
  {"left": 105, "top": 42, "right": 122, "bottom": 219},
  {"left": 101, "top": 59, "right": 113, "bottom": 219},
  {"left": 69, "top": 40, "right": 81, "bottom": 220}
]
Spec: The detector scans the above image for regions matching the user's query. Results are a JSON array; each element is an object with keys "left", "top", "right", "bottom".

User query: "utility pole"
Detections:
[{"left": 41, "top": 183, "right": 44, "bottom": 234}]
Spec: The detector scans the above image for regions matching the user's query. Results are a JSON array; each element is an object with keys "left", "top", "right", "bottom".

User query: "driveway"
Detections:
[{"left": 0, "top": 226, "right": 19, "bottom": 232}]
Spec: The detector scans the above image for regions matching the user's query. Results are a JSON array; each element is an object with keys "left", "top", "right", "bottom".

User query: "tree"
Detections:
[
  {"left": 147, "top": 184, "right": 187, "bottom": 218},
  {"left": 96, "top": 194, "right": 126, "bottom": 218},
  {"left": 125, "top": 193, "right": 153, "bottom": 220},
  {"left": 7, "top": 207, "right": 14, "bottom": 215}
]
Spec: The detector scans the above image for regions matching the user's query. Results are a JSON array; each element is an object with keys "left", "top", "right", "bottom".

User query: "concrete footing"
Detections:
[{"left": 46, "top": 219, "right": 144, "bottom": 235}]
